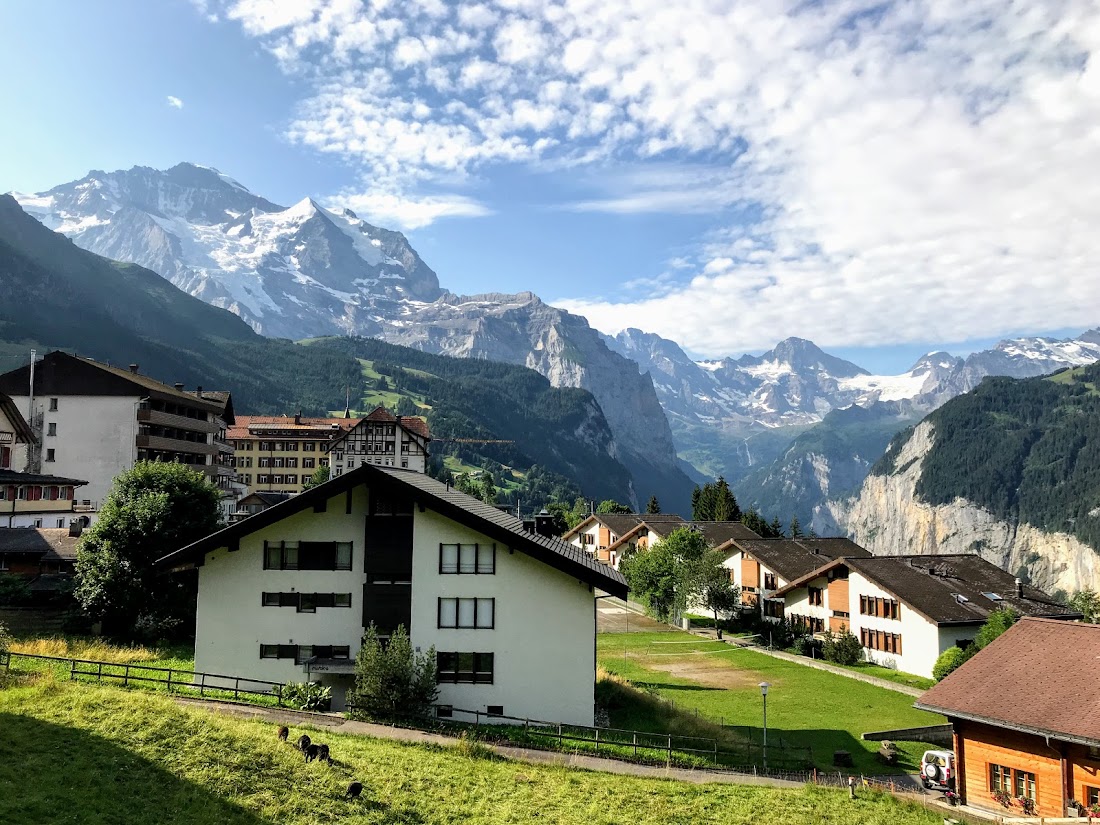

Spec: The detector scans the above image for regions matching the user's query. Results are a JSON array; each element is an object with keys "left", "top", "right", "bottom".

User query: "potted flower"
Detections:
[
  {"left": 991, "top": 789, "right": 1014, "bottom": 808},
  {"left": 1067, "top": 799, "right": 1081, "bottom": 817},
  {"left": 1087, "top": 802, "right": 1100, "bottom": 821},
  {"left": 1016, "top": 797, "right": 1036, "bottom": 816},
  {"left": 944, "top": 789, "right": 960, "bottom": 807}
]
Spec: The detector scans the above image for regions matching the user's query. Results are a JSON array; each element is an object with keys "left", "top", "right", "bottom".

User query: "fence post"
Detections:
[
  {"left": 234, "top": 677, "right": 240, "bottom": 701},
  {"left": 123, "top": 664, "right": 130, "bottom": 688},
  {"left": 558, "top": 723, "right": 563, "bottom": 747},
  {"left": 166, "top": 669, "right": 172, "bottom": 694},
  {"left": 70, "top": 659, "right": 76, "bottom": 681},
  {"left": 713, "top": 738, "right": 718, "bottom": 765},
  {"left": 276, "top": 684, "right": 283, "bottom": 708},
  {"left": 633, "top": 732, "right": 638, "bottom": 758},
  {"left": 595, "top": 727, "right": 599, "bottom": 753},
  {"left": 667, "top": 734, "right": 672, "bottom": 767},
  {"left": 200, "top": 672, "right": 206, "bottom": 697}
]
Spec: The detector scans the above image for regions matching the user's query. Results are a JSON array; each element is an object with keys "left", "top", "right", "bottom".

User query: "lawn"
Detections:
[
  {"left": 0, "top": 678, "right": 949, "bottom": 825},
  {"left": 597, "top": 631, "right": 943, "bottom": 774}
]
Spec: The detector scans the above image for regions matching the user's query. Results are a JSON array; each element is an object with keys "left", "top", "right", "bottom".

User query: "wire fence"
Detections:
[{"left": 1, "top": 650, "right": 285, "bottom": 706}]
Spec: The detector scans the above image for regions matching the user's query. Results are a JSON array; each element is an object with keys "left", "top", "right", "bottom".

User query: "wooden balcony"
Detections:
[
  {"left": 137, "top": 408, "right": 219, "bottom": 434},
  {"left": 136, "top": 435, "right": 219, "bottom": 457}
]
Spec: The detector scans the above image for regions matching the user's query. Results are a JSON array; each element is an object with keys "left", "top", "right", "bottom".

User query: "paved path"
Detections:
[{"left": 171, "top": 697, "right": 806, "bottom": 787}]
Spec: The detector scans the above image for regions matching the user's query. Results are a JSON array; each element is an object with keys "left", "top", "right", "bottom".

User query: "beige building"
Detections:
[
  {"left": 157, "top": 464, "right": 627, "bottom": 723},
  {"left": 328, "top": 407, "right": 430, "bottom": 476},
  {"left": 228, "top": 415, "right": 360, "bottom": 496}
]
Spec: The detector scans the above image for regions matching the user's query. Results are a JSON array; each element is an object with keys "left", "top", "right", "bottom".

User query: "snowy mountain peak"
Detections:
[{"left": 738, "top": 337, "right": 869, "bottom": 380}]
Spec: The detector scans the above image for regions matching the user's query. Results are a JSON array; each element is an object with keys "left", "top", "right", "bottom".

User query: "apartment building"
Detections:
[
  {"left": 564, "top": 513, "right": 687, "bottom": 567},
  {"left": 228, "top": 414, "right": 361, "bottom": 496},
  {"left": 0, "top": 351, "right": 236, "bottom": 508},
  {"left": 156, "top": 464, "right": 627, "bottom": 723},
  {"left": 327, "top": 406, "right": 430, "bottom": 476}
]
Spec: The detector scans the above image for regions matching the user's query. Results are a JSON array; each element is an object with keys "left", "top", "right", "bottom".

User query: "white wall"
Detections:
[
  {"left": 847, "top": 571, "right": 943, "bottom": 678},
  {"left": 784, "top": 575, "right": 831, "bottom": 624},
  {"left": 10, "top": 393, "right": 137, "bottom": 504},
  {"left": 194, "top": 484, "right": 598, "bottom": 725}
]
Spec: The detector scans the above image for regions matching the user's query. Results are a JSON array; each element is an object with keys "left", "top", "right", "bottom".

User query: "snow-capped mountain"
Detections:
[
  {"left": 11, "top": 163, "right": 693, "bottom": 512},
  {"left": 14, "top": 163, "right": 442, "bottom": 339}
]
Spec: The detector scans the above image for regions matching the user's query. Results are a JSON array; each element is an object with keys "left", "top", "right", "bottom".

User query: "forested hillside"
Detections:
[
  {"left": 0, "top": 195, "right": 636, "bottom": 511},
  {"left": 871, "top": 363, "right": 1100, "bottom": 551}
]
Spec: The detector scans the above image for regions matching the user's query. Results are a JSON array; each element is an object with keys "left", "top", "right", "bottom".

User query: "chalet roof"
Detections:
[
  {"left": 0, "top": 469, "right": 88, "bottom": 487},
  {"left": 157, "top": 464, "right": 627, "bottom": 597},
  {"left": 328, "top": 407, "right": 431, "bottom": 444},
  {"left": 0, "top": 352, "right": 224, "bottom": 411},
  {"left": 692, "top": 521, "right": 761, "bottom": 546},
  {"left": 190, "top": 391, "right": 234, "bottom": 424},
  {"left": 774, "top": 554, "right": 1080, "bottom": 625},
  {"left": 915, "top": 618, "right": 1100, "bottom": 746},
  {"left": 0, "top": 528, "right": 81, "bottom": 561},
  {"left": 562, "top": 513, "right": 686, "bottom": 541},
  {"left": 227, "top": 416, "right": 362, "bottom": 440},
  {"left": 731, "top": 537, "right": 871, "bottom": 582},
  {"left": 236, "top": 491, "right": 292, "bottom": 507},
  {"left": 0, "top": 392, "right": 35, "bottom": 443}
]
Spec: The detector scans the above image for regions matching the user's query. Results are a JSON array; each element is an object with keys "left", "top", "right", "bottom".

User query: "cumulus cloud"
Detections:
[
  {"left": 331, "top": 189, "right": 492, "bottom": 230},
  {"left": 210, "top": 0, "right": 1100, "bottom": 354},
  {"left": 166, "top": 95, "right": 184, "bottom": 109}
]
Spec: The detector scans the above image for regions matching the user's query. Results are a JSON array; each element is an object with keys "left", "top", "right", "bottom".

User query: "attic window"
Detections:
[
  {"left": 981, "top": 592, "right": 1003, "bottom": 601},
  {"left": 952, "top": 593, "right": 969, "bottom": 604}
]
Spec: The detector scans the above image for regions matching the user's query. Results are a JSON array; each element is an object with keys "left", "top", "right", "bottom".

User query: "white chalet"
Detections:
[{"left": 157, "top": 464, "right": 626, "bottom": 725}]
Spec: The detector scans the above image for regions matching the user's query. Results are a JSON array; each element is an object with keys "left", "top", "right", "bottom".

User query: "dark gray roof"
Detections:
[
  {"left": 690, "top": 521, "right": 761, "bottom": 546},
  {"left": 0, "top": 469, "right": 88, "bottom": 487},
  {"left": 237, "top": 491, "right": 292, "bottom": 507},
  {"left": 0, "top": 528, "right": 81, "bottom": 561},
  {"left": 158, "top": 464, "right": 627, "bottom": 597},
  {"left": 732, "top": 537, "right": 871, "bottom": 582},
  {"left": 842, "top": 555, "right": 1079, "bottom": 625}
]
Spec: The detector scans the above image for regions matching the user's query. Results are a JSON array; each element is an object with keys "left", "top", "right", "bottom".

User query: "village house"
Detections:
[
  {"left": 0, "top": 525, "right": 83, "bottom": 611},
  {"left": 0, "top": 352, "right": 238, "bottom": 513},
  {"left": 915, "top": 618, "right": 1100, "bottom": 818},
  {"left": 227, "top": 414, "right": 360, "bottom": 496},
  {"left": 156, "top": 464, "right": 627, "bottom": 724},
  {"left": 724, "top": 537, "right": 871, "bottom": 622},
  {"left": 327, "top": 406, "right": 430, "bottom": 476},
  {"left": 563, "top": 513, "right": 687, "bottom": 567},
  {"left": 773, "top": 554, "right": 1080, "bottom": 679}
]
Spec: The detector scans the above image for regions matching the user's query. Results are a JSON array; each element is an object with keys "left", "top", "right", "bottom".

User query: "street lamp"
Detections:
[{"left": 759, "top": 681, "right": 771, "bottom": 772}]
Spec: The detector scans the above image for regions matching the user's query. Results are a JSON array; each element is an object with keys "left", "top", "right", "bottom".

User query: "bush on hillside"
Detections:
[
  {"left": 282, "top": 681, "right": 332, "bottom": 712},
  {"left": 821, "top": 626, "right": 863, "bottom": 666},
  {"left": 0, "top": 573, "right": 32, "bottom": 606},
  {"left": 0, "top": 620, "right": 12, "bottom": 653},
  {"left": 347, "top": 624, "right": 437, "bottom": 721},
  {"left": 932, "top": 646, "right": 967, "bottom": 681}
]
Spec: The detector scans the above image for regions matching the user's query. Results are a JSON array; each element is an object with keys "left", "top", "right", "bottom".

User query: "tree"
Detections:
[
  {"left": 789, "top": 516, "right": 803, "bottom": 538},
  {"left": 932, "top": 646, "right": 967, "bottom": 681},
  {"left": 620, "top": 527, "right": 709, "bottom": 622},
  {"left": 596, "top": 499, "right": 632, "bottom": 515},
  {"left": 645, "top": 495, "right": 662, "bottom": 514},
  {"left": 690, "top": 550, "right": 740, "bottom": 627},
  {"left": 75, "top": 462, "right": 222, "bottom": 639},
  {"left": 821, "top": 625, "right": 863, "bottom": 665},
  {"left": 302, "top": 465, "right": 330, "bottom": 490},
  {"left": 973, "top": 607, "right": 1017, "bottom": 650},
  {"left": 347, "top": 624, "right": 437, "bottom": 721},
  {"left": 479, "top": 471, "right": 497, "bottom": 505},
  {"left": 768, "top": 516, "right": 784, "bottom": 538},
  {"left": 1069, "top": 589, "right": 1100, "bottom": 623},
  {"left": 691, "top": 478, "right": 740, "bottom": 522}
]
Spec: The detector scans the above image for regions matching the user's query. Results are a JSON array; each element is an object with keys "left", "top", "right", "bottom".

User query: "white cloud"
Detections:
[
  {"left": 166, "top": 95, "right": 185, "bottom": 109},
  {"left": 212, "top": 0, "right": 1100, "bottom": 352},
  {"left": 332, "top": 189, "right": 492, "bottom": 230}
]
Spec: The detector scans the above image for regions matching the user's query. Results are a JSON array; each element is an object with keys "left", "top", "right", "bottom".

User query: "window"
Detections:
[
  {"left": 1, "top": 446, "right": 9, "bottom": 469},
  {"left": 1086, "top": 787, "right": 1099, "bottom": 806},
  {"left": 1014, "top": 770, "right": 1036, "bottom": 802},
  {"left": 56, "top": 518, "right": 65, "bottom": 528},
  {"left": 303, "top": 457, "right": 316, "bottom": 469},
  {"left": 990, "top": 764, "right": 1012, "bottom": 794},
  {"left": 33, "top": 518, "right": 43, "bottom": 528},
  {"left": 437, "top": 652, "right": 494, "bottom": 684},
  {"left": 439, "top": 543, "right": 496, "bottom": 574},
  {"left": 438, "top": 598, "right": 495, "bottom": 629},
  {"left": 47, "top": 422, "right": 57, "bottom": 436},
  {"left": 49, "top": 398, "right": 58, "bottom": 411},
  {"left": 260, "top": 644, "right": 349, "bottom": 662},
  {"left": 436, "top": 705, "right": 453, "bottom": 718},
  {"left": 303, "top": 442, "right": 315, "bottom": 451},
  {"left": 259, "top": 644, "right": 298, "bottom": 660},
  {"left": 763, "top": 599, "right": 784, "bottom": 619},
  {"left": 486, "top": 705, "right": 504, "bottom": 717},
  {"left": 764, "top": 572, "right": 778, "bottom": 590},
  {"left": 45, "top": 448, "right": 55, "bottom": 462},
  {"left": 860, "top": 629, "right": 903, "bottom": 654},
  {"left": 859, "top": 596, "right": 900, "bottom": 619},
  {"left": 808, "top": 587, "right": 823, "bottom": 607},
  {"left": 263, "top": 541, "right": 352, "bottom": 571}
]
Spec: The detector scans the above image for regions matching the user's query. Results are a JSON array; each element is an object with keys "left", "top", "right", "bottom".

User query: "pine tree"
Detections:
[
  {"left": 789, "top": 516, "right": 803, "bottom": 538},
  {"left": 646, "top": 495, "right": 661, "bottom": 514},
  {"left": 768, "top": 516, "right": 784, "bottom": 538},
  {"left": 690, "top": 486, "right": 702, "bottom": 519}
]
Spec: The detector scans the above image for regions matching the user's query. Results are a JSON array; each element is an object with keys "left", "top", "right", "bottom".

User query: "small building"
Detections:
[
  {"left": 327, "top": 406, "right": 430, "bottom": 476},
  {"left": 0, "top": 525, "right": 81, "bottom": 577},
  {"left": 0, "top": 352, "right": 236, "bottom": 507},
  {"left": 156, "top": 464, "right": 627, "bottom": 724},
  {"left": 564, "top": 513, "right": 687, "bottom": 567},
  {"left": 774, "top": 554, "right": 1080, "bottom": 678},
  {"left": 724, "top": 537, "right": 871, "bottom": 623},
  {"left": 0, "top": 470, "right": 90, "bottom": 529},
  {"left": 228, "top": 414, "right": 361, "bottom": 496},
  {"left": 915, "top": 618, "right": 1100, "bottom": 818},
  {"left": 230, "top": 491, "right": 292, "bottom": 522}
]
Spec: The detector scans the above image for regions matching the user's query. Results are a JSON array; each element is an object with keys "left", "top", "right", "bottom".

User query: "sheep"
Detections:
[
  {"left": 345, "top": 781, "right": 364, "bottom": 800},
  {"left": 297, "top": 734, "right": 311, "bottom": 752},
  {"left": 317, "top": 744, "right": 331, "bottom": 765},
  {"left": 304, "top": 743, "right": 321, "bottom": 762},
  {"left": 277, "top": 726, "right": 289, "bottom": 742}
]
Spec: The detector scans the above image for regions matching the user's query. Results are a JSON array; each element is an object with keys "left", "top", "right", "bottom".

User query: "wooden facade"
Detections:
[{"left": 953, "top": 719, "right": 1100, "bottom": 818}]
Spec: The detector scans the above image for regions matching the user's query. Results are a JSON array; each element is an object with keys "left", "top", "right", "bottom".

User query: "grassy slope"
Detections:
[
  {"left": 0, "top": 680, "right": 946, "bottom": 825},
  {"left": 597, "top": 632, "right": 942, "bottom": 774}
]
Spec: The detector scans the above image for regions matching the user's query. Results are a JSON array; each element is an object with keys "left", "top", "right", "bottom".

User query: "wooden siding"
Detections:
[
  {"left": 828, "top": 577, "right": 849, "bottom": 612},
  {"left": 1071, "top": 745, "right": 1100, "bottom": 809},
  {"left": 828, "top": 615, "right": 849, "bottom": 633},
  {"left": 956, "top": 720, "right": 1066, "bottom": 818},
  {"left": 598, "top": 526, "right": 610, "bottom": 548},
  {"left": 741, "top": 557, "right": 760, "bottom": 588}
]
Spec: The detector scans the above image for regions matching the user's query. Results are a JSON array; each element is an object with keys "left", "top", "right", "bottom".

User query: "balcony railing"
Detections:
[
  {"left": 136, "top": 435, "right": 219, "bottom": 457},
  {"left": 137, "top": 408, "right": 219, "bottom": 434}
]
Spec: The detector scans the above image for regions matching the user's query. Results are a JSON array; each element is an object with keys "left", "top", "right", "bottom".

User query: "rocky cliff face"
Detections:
[{"left": 829, "top": 421, "right": 1100, "bottom": 595}]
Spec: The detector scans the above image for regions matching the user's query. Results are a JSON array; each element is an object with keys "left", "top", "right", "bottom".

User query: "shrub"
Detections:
[
  {"left": 282, "top": 681, "right": 332, "bottom": 712},
  {"left": 0, "top": 574, "right": 32, "bottom": 606},
  {"left": 347, "top": 624, "right": 437, "bottom": 721},
  {"left": 932, "top": 646, "right": 967, "bottom": 681},
  {"left": 821, "top": 626, "right": 863, "bottom": 665},
  {"left": 0, "top": 620, "right": 12, "bottom": 653}
]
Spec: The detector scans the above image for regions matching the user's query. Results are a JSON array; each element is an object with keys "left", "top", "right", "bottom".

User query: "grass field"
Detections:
[
  {"left": 0, "top": 678, "right": 949, "bottom": 825},
  {"left": 597, "top": 632, "right": 943, "bottom": 774}
]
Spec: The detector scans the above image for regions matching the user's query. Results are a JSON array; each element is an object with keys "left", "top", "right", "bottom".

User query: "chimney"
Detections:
[
  {"left": 68, "top": 521, "right": 83, "bottom": 538},
  {"left": 1014, "top": 577, "right": 1023, "bottom": 598},
  {"left": 129, "top": 363, "right": 139, "bottom": 374},
  {"left": 196, "top": 386, "right": 202, "bottom": 397},
  {"left": 294, "top": 411, "right": 302, "bottom": 426},
  {"left": 174, "top": 383, "right": 184, "bottom": 391}
]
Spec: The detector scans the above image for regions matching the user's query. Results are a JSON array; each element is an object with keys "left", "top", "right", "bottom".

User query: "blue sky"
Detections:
[{"left": 3, "top": 0, "right": 1100, "bottom": 374}]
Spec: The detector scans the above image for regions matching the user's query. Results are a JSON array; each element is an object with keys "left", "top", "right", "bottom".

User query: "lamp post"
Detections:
[{"left": 759, "top": 681, "right": 771, "bottom": 772}]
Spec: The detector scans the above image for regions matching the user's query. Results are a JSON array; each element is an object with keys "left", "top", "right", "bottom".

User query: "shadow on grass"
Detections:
[
  {"left": 632, "top": 681, "right": 722, "bottom": 693},
  {"left": 0, "top": 712, "right": 274, "bottom": 825}
]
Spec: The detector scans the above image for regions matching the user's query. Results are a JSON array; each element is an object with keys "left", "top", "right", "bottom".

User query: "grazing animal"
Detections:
[
  {"left": 346, "top": 781, "right": 363, "bottom": 800},
  {"left": 304, "top": 743, "right": 321, "bottom": 762},
  {"left": 277, "top": 726, "right": 289, "bottom": 742},
  {"left": 297, "top": 734, "right": 311, "bottom": 751},
  {"left": 317, "top": 744, "right": 331, "bottom": 764}
]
